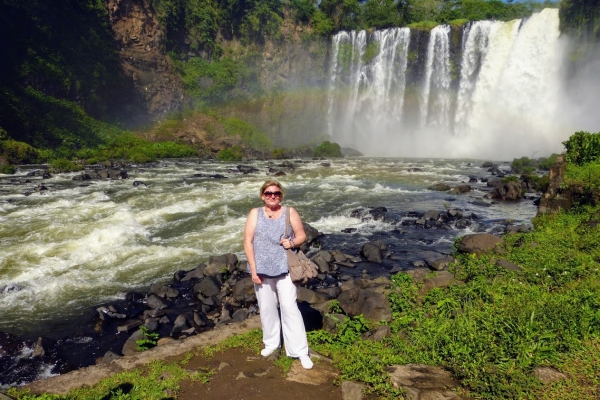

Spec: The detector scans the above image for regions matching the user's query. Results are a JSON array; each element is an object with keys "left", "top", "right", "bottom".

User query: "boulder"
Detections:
[
  {"left": 451, "top": 184, "right": 471, "bottom": 194},
  {"left": 208, "top": 253, "right": 238, "bottom": 271},
  {"left": 237, "top": 165, "right": 259, "bottom": 174},
  {"left": 458, "top": 233, "right": 506, "bottom": 255},
  {"left": 428, "top": 183, "right": 451, "bottom": 191},
  {"left": 296, "top": 287, "right": 330, "bottom": 304},
  {"left": 194, "top": 277, "right": 221, "bottom": 297},
  {"left": 181, "top": 264, "right": 207, "bottom": 281},
  {"left": 427, "top": 255, "right": 455, "bottom": 271},
  {"left": 148, "top": 284, "right": 179, "bottom": 299},
  {"left": 360, "top": 240, "right": 387, "bottom": 263},
  {"left": 171, "top": 314, "right": 189, "bottom": 334},
  {"left": 385, "top": 364, "right": 465, "bottom": 400},
  {"left": 423, "top": 210, "right": 440, "bottom": 221},
  {"left": 232, "top": 277, "right": 255, "bottom": 302},
  {"left": 337, "top": 288, "right": 392, "bottom": 321},
  {"left": 146, "top": 294, "right": 169, "bottom": 310},
  {"left": 489, "top": 181, "right": 523, "bottom": 200},
  {"left": 362, "top": 325, "right": 391, "bottom": 341},
  {"left": 423, "top": 271, "right": 455, "bottom": 291}
]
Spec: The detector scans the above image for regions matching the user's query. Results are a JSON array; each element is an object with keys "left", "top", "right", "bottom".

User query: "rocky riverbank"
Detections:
[{"left": 0, "top": 158, "right": 548, "bottom": 389}]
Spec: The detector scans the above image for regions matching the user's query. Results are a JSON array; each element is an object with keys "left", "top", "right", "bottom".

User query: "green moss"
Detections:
[{"left": 408, "top": 20, "right": 439, "bottom": 31}]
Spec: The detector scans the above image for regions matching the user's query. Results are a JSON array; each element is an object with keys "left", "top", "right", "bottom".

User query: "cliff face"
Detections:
[{"left": 106, "top": 0, "right": 185, "bottom": 124}]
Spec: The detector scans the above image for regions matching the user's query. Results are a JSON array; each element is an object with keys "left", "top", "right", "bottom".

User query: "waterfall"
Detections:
[
  {"left": 421, "top": 25, "right": 451, "bottom": 130},
  {"left": 327, "top": 8, "right": 570, "bottom": 159},
  {"left": 329, "top": 28, "right": 411, "bottom": 152}
]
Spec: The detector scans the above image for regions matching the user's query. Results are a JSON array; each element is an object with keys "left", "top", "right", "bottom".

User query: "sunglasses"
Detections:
[{"left": 263, "top": 191, "right": 282, "bottom": 197}]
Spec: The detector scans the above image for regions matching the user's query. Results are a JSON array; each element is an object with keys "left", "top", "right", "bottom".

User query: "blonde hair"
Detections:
[{"left": 259, "top": 180, "right": 285, "bottom": 199}]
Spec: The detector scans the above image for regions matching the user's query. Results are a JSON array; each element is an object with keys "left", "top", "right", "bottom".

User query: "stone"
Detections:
[
  {"left": 146, "top": 294, "right": 168, "bottom": 310},
  {"left": 117, "top": 320, "right": 143, "bottom": 332},
  {"left": 232, "top": 277, "right": 255, "bottom": 302},
  {"left": 495, "top": 259, "right": 523, "bottom": 272},
  {"left": 451, "top": 184, "right": 472, "bottom": 194},
  {"left": 232, "top": 308, "right": 249, "bottom": 322},
  {"left": 341, "top": 381, "right": 366, "bottom": 400},
  {"left": 337, "top": 288, "right": 392, "bottom": 321},
  {"left": 402, "top": 269, "right": 430, "bottom": 283},
  {"left": 171, "top": 314, "right": 189, "bottom": 334},
  {"left": 360, "top": 240, "right": 387, "bottom": 263},
  {"left": 423, "top": 210, "right": 441, "bottom": 221},
  {"left": 385, "top": 364, "right": 464, "bottom": 400},
  {"left": 427, "top": 255, "right": 455, "bottom": 271},
  {"left": 121, "top": 329, "right": 144, "bottom": 356},
  {"left": 458, "top": 233, "right": 506, "bottom": 255},
  {"left": 532, "top": 366, "right": 568, "bottom": 384},
  {"left": 32, "top": 337, "right": 49, "bottom": 358},
  {"left": 181, "top": 264, "right": 207, "bottom": 281},
  {"left": 423, "top": 271, "right": 455, "bottom": 291},
  {"left": 362, "top": 326, "right": 391, "bottom": 341},
  {"left": 195, "top": 277, "right": 221, "bottom": 297},
  {"left": 148, "top": 283, "right": 179, "bottom": 299},
  {"left": 428, "top": 183, "right": 451, "bottom": 191},
  {"left": 296, "top": 287, "right": 330, "bottom": 304}
]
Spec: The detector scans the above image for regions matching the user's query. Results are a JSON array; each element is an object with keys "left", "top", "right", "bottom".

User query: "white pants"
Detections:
[{"left": 254, "top": 273, "right": 308, "bottom": 357}]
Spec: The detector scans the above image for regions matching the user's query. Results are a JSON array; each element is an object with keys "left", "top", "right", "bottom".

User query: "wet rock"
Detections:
[
  {"left": 489, "top": 180, "right": 523, "bottom": 200},
  {"left": 194, "top": 277, "right": 221, "bottom": 297},
  {"left": 133, "top": 180, "right": 146, "bottom": 186},
  {"left": 237, "top": 165, "right": 259, "bottom": 174},
  {"left": 181, "top": 264, "right": 207, "bottom": 281},
  {"left": 451, "top": 184, "right": 471, "bottom": 194},
  {"left": 117, "top": 320, "right": 143, "bottom": 332},
  {"left": 407, "top": 168, "right": 422, "bottom": 172},
  {"left": 481, "top": 162, "right": 494, "bottom": 168},
  {"left": 454, "top": 219, "right": 471, "bottom": 229},
  {"left": 360, "top": 240, "right": 386, "bottom": 263},
  {"left": 342, "top": 228, "right": 357, "bottom": 233},
  {"left": 447, "top": 208, "right": 463, "bottom": 219},
  {"left": 423, "top": 210, "right": 440, "bottom": 221},
  {"left": 428, "top": 183, "right": 451, "bottom": 191},
  {"left": 32, "top": 337, "right": 51, "bottom": 358},
  {"left": 149, "top": 283, "right": 179, "bottom": 299},
  {"left": 146, "top": 294, "right": 169, "bottom": 310}
]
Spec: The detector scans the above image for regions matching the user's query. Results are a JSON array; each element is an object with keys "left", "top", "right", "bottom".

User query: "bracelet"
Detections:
[{"left": 290, "top": 239, "right": 295, "bottom": 248}]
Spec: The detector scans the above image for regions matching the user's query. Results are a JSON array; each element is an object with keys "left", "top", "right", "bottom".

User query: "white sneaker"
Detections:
[
  {"left": 261, "top": 347, "right": 278, "bottom": 357},
  {"left": 299, "top": 355, "right": 313, "bottom": 370}
]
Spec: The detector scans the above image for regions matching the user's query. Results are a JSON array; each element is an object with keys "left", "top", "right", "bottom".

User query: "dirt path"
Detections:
[{"left": 176, "top": 347, "right": 344, "bottom": 400}]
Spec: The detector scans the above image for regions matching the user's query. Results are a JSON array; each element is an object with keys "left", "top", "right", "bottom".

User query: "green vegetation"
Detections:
[
  {"left": 136, "top": 326, "right": 160, "bottom": 351},
  {"left": 223, "top": 117, "right": 272, "bottom": 150},
  {"left": 362, "top": 42, "right": 380, "bottom": 64},
  {"left": 511, "top": 154, "right": 560, "bottom": 174},
  {"left": 560, "top": 0, "right": 600, "bottom": 39},
  {"left": 563, "top": 131, "right": 600, "bottom": 166},
  {"left": 314, "top": 141, "right": 342, "bottom": 157},
  {"left": 217, "top": 145, "right": 244, "bottom": 161}
]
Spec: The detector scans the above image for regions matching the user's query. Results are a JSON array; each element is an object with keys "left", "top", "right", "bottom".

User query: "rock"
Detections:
[
  {"left": 532, "top": 366, "right": 568, "bottom": 384},
  {"left": 447, "top": 208, "right": 463, "bottom": 219},
  {"left": 121, "top": 329, "right": 144, "bottom": 356},
  {"left": 490, "top": 180, "right": 523, "bottom": 200},
  {"left": 451, "top": 184, "right": 471, "bottom": 194},
  {"left": 194, "top": 277, "right": 221, "bottom": 297},
  {"left": 337, "top": 288, "right": 392, "bottom": 321},
  {"left": 481, "top": 162, "right": 494, "bottom": 168},
  {"left": 32, "top": 337, "right": 50, "bottom": 358},
  {"left": 385, "top": 364, "right": 464, "bottom": 400},
  {"left": 454, "top": 219, "right": 471, "bottom": 229},
  {"left": 323, "top": 313, "right": 349, "bottom": 332},
  {"left": 232, "top": 277, "right": 255, "bottom": 302},
  {"left": 330, "top": 250, "right": 348, "bottom": 263},
  {"left": 407, "top": 168, "right": 422, "bottom": 172},
  {"left": 341, "top": 381, "right": 366, "bottom": 400},
  {"left": 149, "top": 283, "right": 179, "bottom": 299},
  {"left": 311, "top": 250, "right": 333, "bottom": 273},
  {"left": 487, "top": 178, "right": 503, "bottom": 188},
  {"left": 146, "top": 294, "right": 169, "bottom": 310},
  {"left": 360, "top": 240, "right": 387, "bottom": 263},
  {"left": 203, "top": 262, "right": 227, "bottom": 278},
  {"left": 117, "top": 320, "right": 143, "bottom": 332},
  {"left": 428, "top": 183, "right": 451, "bottom": 191},
  {"left": 362, "top": 326, "right": 391, "bottom": 341},
  {"left": 458, "top": 233, "right": 506, "bottom": 255},
  {"left": 423, "top": 271, "right": 455, "bottom": 291},
  {"left": 232, "top": 308, "right": 249, "bottom": 322},
  {"left": 296, "top": 287, "right": 330, "bottom": 304},
  {"left": 101, "top": 351, "right": 121, "bottom": 364},
  {"left": 423, "top": 210, "right": 440, "bottom": 221},
  {"left": 133, "top": 180, "right": 146, "bottom": 187},
  {"left": 427, "top": 255, "right": 455, "bottom": 271},
  {"left": 316, "top": 287, "right": 341, "bottom": 298},
  {"left": 171, "top": 314, "right": 189, "bottom": 334},
  {"left": 144, "top": 318, "right": 160, "bottom": 331},
  {"left": 237, "top": 165, "right": 259, "bottom": 174},
  {"left": 495, "top": 259, "right": 523, "bottom": 272},
  {"left": 181, "top": 264, "right": 207, "bottom": 281},
  {"left": 208, "top": 253, "right": 238, "bottom": 271}
]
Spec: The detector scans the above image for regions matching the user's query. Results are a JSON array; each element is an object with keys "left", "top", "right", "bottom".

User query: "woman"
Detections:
[{"left": 243, "top": 180, "right": 313, "bottom": 369}]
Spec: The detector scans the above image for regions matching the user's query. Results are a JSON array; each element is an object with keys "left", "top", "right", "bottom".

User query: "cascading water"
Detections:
[
  {"left": 328, "top": 27, "right": 410, "bottom": 153},
  {"left": 421, "top": 24, "right": 451, "bottom": 130},
  {"left": 328, "top": 8, "right": 572, "bottom": 159}
]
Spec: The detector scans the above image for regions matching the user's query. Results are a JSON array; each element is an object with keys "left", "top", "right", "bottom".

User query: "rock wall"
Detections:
[{"left": 106, "top": 0, "right": 185, "bottom": 124}]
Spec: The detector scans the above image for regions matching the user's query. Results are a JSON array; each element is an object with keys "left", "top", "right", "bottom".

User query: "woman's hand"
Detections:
[
  {"left": 279, "top": 237, "right": 294, "bottom": 250},
  {"left": 251, "top": 273, "right": 262, "bottom": 285}
]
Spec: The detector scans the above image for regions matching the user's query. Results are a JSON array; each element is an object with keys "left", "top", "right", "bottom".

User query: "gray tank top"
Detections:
[{"left": 253, "top": 206, "right": 289, "bottom": 277}]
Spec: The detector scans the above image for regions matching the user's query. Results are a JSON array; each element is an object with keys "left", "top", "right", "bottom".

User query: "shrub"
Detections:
[
  {"left": 314, "top": 141, "right": 342, "bottom": 158},
  {"left": 0, "top": 139, "right": 39, "bottom": 164},
  {"left": 0, "top": 165, "right": 16, "bottom": 174},
  {"left": 50, "top": 158, "right": 83, "bottom": 172},
  {"left": 218, "top": 146, "right": 243, "bottom": 161},
  {"left": 223, "top": 117, "right": 271, "bottom": 150},
  {"left": 537, "top": 153, "right": 559, "bottom": 170},
  {"left": 563, "top": 131, "right": 600, "bottom": 166}
]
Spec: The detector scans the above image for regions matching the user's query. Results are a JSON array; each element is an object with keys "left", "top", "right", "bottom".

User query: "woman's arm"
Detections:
[
  {"left": 243, "top": 208, "right": 262, "bottom": 284},
  {"left": 288, "top": 206, "right": 307, "bottom": 247}
]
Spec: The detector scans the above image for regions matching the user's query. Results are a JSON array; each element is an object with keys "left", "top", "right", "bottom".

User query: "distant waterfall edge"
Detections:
[{"left": 327, "top": 8, "right": 598, "bottom": 160}]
